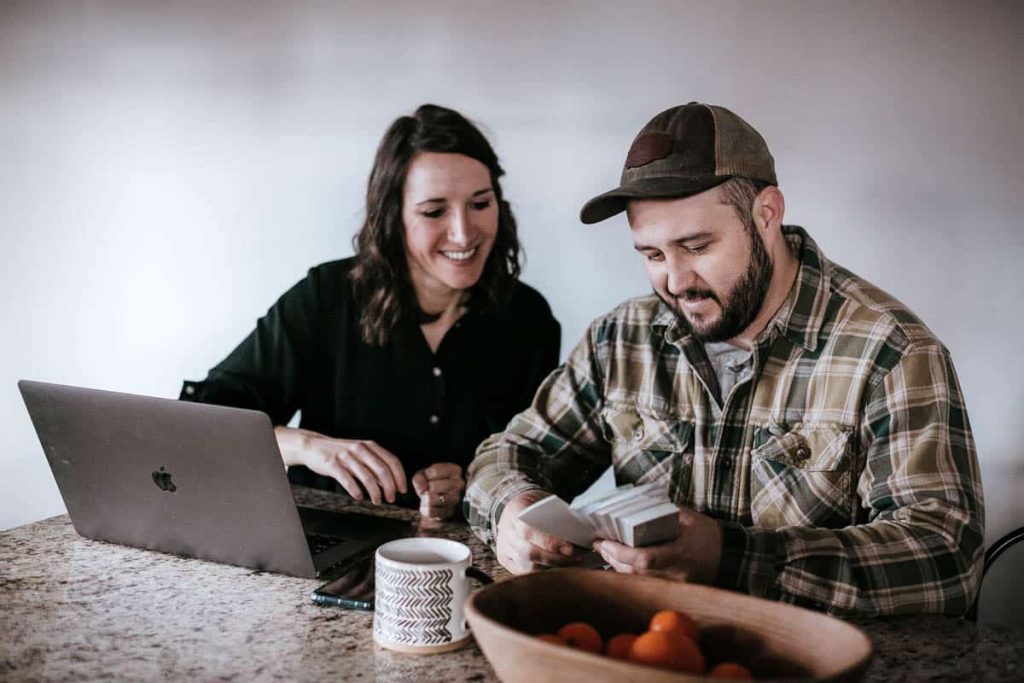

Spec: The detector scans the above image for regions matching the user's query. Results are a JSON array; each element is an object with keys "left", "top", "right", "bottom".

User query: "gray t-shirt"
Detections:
[{"left": 703, "top": 341, "right": 753, "bottom": 403}]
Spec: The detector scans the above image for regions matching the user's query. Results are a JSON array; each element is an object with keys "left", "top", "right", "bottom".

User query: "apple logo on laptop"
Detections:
[{"left": 152, "top": 466, "right": 177, "bottom": 493}]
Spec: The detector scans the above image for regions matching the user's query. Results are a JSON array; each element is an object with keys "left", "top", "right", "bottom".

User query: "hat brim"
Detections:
[{"left": 579, "top": 175, "right": 732, "bottom": 225}]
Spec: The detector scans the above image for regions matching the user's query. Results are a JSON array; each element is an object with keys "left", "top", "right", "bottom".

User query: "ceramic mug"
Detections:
[{"left": 373, "top": 537, "right": 492, "bottom": 654}]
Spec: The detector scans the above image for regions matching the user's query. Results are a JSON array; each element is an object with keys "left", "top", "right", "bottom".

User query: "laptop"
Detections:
[{"left": 18, "top": 379, "right": 411, "bottom": 578}]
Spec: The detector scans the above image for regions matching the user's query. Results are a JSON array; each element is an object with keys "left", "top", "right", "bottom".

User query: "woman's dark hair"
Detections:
[{"left": 348, "top": 104, "right": 522, "bottom": 346}]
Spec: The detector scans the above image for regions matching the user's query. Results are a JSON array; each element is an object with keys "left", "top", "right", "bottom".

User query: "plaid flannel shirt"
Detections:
[{"left": 465, "top": 226, "right": 984, "bottom": 616}]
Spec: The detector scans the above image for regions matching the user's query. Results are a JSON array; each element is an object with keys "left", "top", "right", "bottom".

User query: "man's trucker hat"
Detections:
[{"left": 580, "top": 102, "right": 777, "bottom": 224}]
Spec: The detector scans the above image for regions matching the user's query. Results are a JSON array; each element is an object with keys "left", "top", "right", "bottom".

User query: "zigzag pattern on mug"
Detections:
[
  {"left": 375, "top": 614, "right": 452, "bottom": 644},
  {"left": 376, "top": 565, "right": 453, "bottom": 594},
  {"left": 376, "top": 582, "right": 454, "bottom": 602},
  {"left": 375, "top": 612, "right": 450, "bottom": 632},
  {"left": 378, "top": 594, "right": 452, "bottom": 621}
]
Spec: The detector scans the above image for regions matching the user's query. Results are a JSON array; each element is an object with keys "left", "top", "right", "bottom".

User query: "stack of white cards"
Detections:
[{"left": 517, "top": 468, "right": 680, "bottom": 548}]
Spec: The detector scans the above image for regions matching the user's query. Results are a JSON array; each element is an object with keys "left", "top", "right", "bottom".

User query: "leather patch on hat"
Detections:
[{"left": 625, "top": 132, "right": 674, "bottom": 168}]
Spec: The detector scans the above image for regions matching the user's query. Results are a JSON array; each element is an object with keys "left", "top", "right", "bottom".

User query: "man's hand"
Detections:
[
  {"left": 411, "top": 463, "right": 465, "bottom": 521},
  {"left": 593, "top": 508, "right": 723, "bottom": 584},
  {"left": 274, "top": 426, "right": 407, "bottom": 505},
  {"left": 495, "top": 490, "right": 585, "bottom": 574}
]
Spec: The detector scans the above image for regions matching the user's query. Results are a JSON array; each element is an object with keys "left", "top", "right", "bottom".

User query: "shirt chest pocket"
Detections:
[
  {"left": 749, "top": 424, "right": 854, "bottom": 529},
  {"left": 601, "top": 407, "right": 694, "bottom": 497}
]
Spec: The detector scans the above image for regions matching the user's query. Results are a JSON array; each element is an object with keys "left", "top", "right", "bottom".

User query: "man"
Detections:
[{"left": 464, "top": 102, "right": 984, "bottom": 616}]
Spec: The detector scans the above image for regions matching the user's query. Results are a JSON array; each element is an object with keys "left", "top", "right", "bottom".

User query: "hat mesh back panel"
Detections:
[{"left": 711, "top": 107, "right": 776, "bottom": 184}]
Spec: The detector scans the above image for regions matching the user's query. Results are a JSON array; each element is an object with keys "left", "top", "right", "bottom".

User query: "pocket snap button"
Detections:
[
  {"left": 633, "top": 427, "right": 645, "bottom": 441},
  {"left": 794, "top": 446, "right": 811, "bottom": 461}
]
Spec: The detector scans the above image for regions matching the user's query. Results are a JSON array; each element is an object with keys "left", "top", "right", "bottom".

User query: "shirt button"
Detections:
[
  {"left": 432, "top": 367, "right": 442, "bottom": 377},
  {"left": 794, "top": 447, "right": 811, "bottom": 461},
  {"left": 720, "top": 459, "right": 732, "bottom": 470},
  {"left": 429, "top": 415, "right": 439, "bottom": 425},
  {"left": 633, "top": 427, "right": 645, "bottom": 442}
]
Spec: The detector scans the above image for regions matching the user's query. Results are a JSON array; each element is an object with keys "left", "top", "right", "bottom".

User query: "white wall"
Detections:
[{"left": 2, "top": 0, "right": 1022, "bottom": 544}]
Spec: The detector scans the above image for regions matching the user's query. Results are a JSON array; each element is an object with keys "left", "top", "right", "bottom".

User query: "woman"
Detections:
[{"left": 180, "top": 104, "right": 560, "bottom": 521}]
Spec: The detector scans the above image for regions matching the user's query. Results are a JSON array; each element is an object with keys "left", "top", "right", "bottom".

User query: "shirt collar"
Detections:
[
  {"left": 765, "top": 225, "right": 832, "bottom": 352},
  {"left": 652, "top": 225, "right": 833, "bottom": 353},
  {"left": 652, "top": 301, "right": 678, "bottom": 329}
]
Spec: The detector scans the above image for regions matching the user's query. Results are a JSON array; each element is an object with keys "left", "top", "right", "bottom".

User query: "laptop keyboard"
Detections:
[{"left": 306, "top": 533, "right": 345, "bottom": 556}]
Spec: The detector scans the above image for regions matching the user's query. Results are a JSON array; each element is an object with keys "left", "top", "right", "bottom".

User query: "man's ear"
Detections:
[{"left": 753, "top": 186, "right": 785, "bottom": 235}]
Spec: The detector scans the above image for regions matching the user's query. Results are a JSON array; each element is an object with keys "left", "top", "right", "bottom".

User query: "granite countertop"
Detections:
[{"left": 2, "top": 486, "right": 1022, "bottom": 682}]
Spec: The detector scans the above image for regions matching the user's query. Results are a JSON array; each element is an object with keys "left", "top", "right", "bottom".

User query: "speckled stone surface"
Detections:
[
  {"left": 1, "top": 487, "right": 499, "bottom": 682},
  {"left": 2, "top": 486, "right": 1022, "bottom": 682},
  {"left": 852, "top": 615, "right": 1023, "bottom": 682}
]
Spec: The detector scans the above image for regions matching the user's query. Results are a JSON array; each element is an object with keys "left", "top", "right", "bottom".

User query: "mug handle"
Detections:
[
  {"left": 461, "top": 566, "right": 493, "bottom": 635},
  {"left": 467, "top": 565, "right": 493, "bottom": 586}
]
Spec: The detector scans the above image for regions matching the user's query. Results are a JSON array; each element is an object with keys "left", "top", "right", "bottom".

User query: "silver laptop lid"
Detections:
[{"left": 19, "top": 380, "right": 318, "bottom": 577}]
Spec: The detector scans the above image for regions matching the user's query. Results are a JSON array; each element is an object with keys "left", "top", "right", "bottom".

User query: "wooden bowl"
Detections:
[{"left": 465, "top": 568, "right": 872, "bottom": 682}]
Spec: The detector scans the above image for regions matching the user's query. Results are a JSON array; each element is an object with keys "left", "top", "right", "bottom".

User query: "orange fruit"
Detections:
[
  {"left": 628, "top": 629, "right": 705, "bottom": 674},
  {"left": 649, "top": 609, "right": 699, "bottom": 641},
  {"left": 536, "top": 633, "right": 566, "bottom": 646},
  {"left": 605, "top": 633, "right": 637, "bottom": 659},
  {"left": 557, "top": 621, "right": 603, "bottom": 654},
  {"left": 708, "top": 662, "right": 753, "bottom": 679}
]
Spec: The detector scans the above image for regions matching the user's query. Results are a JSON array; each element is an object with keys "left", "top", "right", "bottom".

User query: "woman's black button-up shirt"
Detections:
[{"left": 180, "top": 258, "right": 561, "bottom": 500}]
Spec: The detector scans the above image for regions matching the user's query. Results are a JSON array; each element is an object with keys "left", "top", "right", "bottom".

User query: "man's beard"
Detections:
[{"left": 659, "top": 224, "right": 774, "bottom": 343}]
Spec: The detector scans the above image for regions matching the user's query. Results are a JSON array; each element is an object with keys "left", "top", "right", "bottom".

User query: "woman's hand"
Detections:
[
  {"left": 274, "top": 426, "right": 408, "bottom": 505},
  {"left": 411, "top": 463, "right": 465, "bottom": 520}
]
